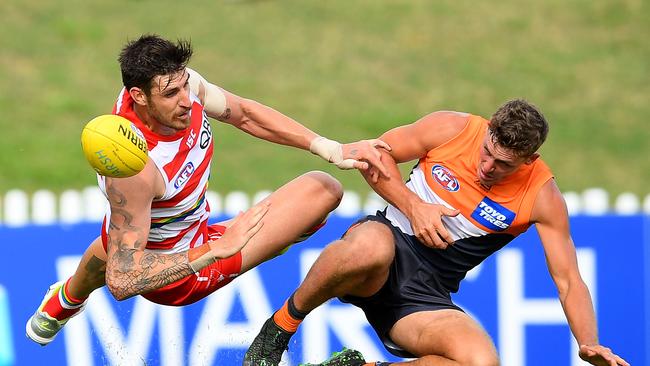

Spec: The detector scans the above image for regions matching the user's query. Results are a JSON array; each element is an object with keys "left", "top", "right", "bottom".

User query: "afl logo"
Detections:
[
  {"left": 431, "top": 165, "right": 460, "bottom": 192},
  {"left": 174, "top": 162, "right": 195, "bottom": 189}
]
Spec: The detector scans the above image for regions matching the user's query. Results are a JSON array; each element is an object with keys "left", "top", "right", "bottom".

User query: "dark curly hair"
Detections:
[
  {"left": 118, "top": 34, "right": 193, "bottom": 95},
  {"left": 489, "top": 99, "right": 549, "bottom": 157}
]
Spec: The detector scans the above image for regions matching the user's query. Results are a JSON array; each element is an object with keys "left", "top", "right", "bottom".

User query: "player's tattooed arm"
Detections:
[
  {"left": 219, "top": 107, "right": 232, "bottom": 121},
  {"left": 104, "top": 179, "right": 195, "bottom": 301}
]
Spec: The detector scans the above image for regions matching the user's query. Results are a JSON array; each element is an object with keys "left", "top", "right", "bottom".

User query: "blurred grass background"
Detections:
[{"left": 0, "top": 0, "right": 648, "bottom": 196}]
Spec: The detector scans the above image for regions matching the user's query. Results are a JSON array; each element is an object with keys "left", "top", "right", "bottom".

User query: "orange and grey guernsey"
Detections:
[
  {"left": 98, "top": 88, "right": 214, "bottom": 253},
  {"left": 384, "top": 114, "right": 553, "bottom": 292}
]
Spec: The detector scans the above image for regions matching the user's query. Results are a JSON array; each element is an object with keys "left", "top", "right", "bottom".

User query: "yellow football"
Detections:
[{"left": 81, "top": 114, "right": 149, "bottom": 178}]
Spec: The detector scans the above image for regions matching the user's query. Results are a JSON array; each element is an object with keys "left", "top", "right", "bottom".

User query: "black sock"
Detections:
[{"left": 287, "top": 293, "right": 309, "bottom": 320}]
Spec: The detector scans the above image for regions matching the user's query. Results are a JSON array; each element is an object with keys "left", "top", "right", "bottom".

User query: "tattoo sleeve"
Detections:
[{"left": 105, "top": 181, "right": 195, "bottom": 300}]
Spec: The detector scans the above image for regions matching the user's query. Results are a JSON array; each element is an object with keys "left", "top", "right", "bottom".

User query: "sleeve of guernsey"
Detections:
[{"left": 187, "top": 67, "right": 227, "bottom": 117}]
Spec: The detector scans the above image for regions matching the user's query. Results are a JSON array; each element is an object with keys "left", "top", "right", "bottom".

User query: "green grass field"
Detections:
[{"left": 0, "top": 0, "right": 648, "bottom": 197}]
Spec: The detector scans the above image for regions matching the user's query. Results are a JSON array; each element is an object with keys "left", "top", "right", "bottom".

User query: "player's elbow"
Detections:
[
  {"left": 105, "top": 269, "right": 134, "bottom": 301},
  {"left": 106, "top": 280, "right": 132, "bottom": 301}
]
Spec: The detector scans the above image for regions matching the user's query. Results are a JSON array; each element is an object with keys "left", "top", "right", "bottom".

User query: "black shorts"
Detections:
[{"left": 339, "top": 211, "right": 463, "bottom": 357}]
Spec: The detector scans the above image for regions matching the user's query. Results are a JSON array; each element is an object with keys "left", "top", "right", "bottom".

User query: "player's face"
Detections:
[
  {"left": 477, "top": 134, "right": 535, "bottom": 187},
  {"left": 145, "top": 70, "right": 192, "bottom": 131}
]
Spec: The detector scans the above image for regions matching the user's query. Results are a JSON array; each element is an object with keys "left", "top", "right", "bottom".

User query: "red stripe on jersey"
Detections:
[
  {"left": 152, "top": 184, "right": 207, "bottom": 212},
  {"left": 162, "top": 102, "right": 205, "bottom": 180},
  {"left": 146, "top": 219, "right": 202, "bottom": 250},
  {"left": 101, "top": 217, "right": 108, "bottom": 252},
  {"left": 152, "top": 140, "right": 213, "bottom": 209},
  {"left": 112, "top": 88, "right": 127, "bottom": 115},
  {"left": 189, "top": 220, "right": 209, "bottom": 249}
]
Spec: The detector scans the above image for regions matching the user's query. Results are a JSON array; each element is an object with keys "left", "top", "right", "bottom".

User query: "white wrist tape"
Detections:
[
  {"left": 310, "top": 136, "right": 357, "bottom": 169},
  {"left": 309, "top": 136, "right": 342, "bottom": 163}
]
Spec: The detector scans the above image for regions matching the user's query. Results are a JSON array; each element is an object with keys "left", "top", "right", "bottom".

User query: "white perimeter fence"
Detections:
[{"left": 1, "top": 187, "right": 649, "bottom": 227}]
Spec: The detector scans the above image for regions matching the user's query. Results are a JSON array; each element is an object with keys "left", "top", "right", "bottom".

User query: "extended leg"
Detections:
[{"left": 239, "top": 170, "right": 343, "bottom": 273}]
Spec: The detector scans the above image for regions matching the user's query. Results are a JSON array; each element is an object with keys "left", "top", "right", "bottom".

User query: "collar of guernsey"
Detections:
[{"left": 101, "top": 88, "right": 214, "bottom": 251}]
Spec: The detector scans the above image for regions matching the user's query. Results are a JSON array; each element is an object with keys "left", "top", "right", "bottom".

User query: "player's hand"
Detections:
[
  {"left": 579, "top": 344, "right": 629, "bottom": 366},
  {"left": 406, "top": 201, "right": 459, "bottom": 249},
  {"left": 209, "top": 200, "right": 270, "bottom": 259},
  {"left": 340, "top": 139, "right": 391, "bottom": 178}
]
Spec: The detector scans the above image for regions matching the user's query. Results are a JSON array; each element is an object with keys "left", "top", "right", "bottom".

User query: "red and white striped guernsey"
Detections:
[{"left": 98, "top": 88, "right": 214, "bottom": 254}]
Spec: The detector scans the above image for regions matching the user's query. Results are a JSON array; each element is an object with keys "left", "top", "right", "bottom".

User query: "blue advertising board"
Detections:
[{"left": 0, "top": 215, "right": 647, "bottom": 365}]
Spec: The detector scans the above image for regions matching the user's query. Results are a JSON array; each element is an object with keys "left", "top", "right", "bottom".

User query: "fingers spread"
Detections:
[
  {"left": 370, "top": 138, "right": 392, "bottom": 151},
  {"left": 615, "top": 355, "right": 630, "bottom": 366},
  {"left": 247, "top": 217, "right": 265, "bottom": 239},
  {"left": 368, "top": 157, "right": 390, "bottom": 178},
  {"left": 354, "top": 161, "right": 370, "bottom": 170},
  {"left": 369, "top": 168, "right": 379, "bottom": 183},
  {"left": 443, "top": 207, "right": 460, "bottom": 217},
  {"left": 431, "top": 229, "right": 448, "bottom": 249},
  {"left": 419, "top": 228, "right": 447, "bottom": 249},
  {"left": 416, "top": 231, "right": 435, "bottom": 249},
  {"left": 435, "top": 226, "right": 454, "bottom": 245}
]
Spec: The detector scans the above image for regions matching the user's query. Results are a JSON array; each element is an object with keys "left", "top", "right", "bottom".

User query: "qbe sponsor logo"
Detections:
[
  {"left": 471, "top": 197, "right": 515, "bottom": 231},
  {"left": 431, "top": 164, "right": 460, "bottom": 192},
  {"left": 200, "top": 115, "right": 212, "bottom": 149}
]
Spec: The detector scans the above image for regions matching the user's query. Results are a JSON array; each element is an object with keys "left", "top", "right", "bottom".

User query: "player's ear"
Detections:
[
  {"left": 525, "top": 153, "right": 540, "bottom": 165},
  {"left": 129, "top": 87, "right": 148, "bottom": 106}
]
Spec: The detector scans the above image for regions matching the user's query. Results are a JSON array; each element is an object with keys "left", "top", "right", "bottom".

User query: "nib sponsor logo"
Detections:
[{"left": 471, "top": 197, "right": 515, "bottom": 232}]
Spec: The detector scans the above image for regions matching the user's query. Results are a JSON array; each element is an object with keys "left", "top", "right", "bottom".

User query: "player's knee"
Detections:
[
  {"left": 343, "top": 224, "right": 394, "bottom": 271},
  {"left": 414, "top": 322, "right": 499, "bottom": 366},
  {"left": 463, "top": 355, "right": 499, "bottom": 366},
  {"left": 457, "top": 348, "right": 499, "bottom": 366},
  {"left": 302, "top": 170, "right": 343, "bottom": 204}
]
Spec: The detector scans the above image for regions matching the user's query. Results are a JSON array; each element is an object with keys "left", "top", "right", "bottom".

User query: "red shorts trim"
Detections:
[{"left": 143, "top": 223, "right": 242, "bottom": 306}]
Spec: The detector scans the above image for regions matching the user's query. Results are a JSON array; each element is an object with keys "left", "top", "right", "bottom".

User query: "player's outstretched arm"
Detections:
[
  {"left": 104, "top": 161, "right": 269, "bottom": 301},
  {"left": 186, "top": 67, "right": 390, "bottom": 176},
  {"left": 360, "top": 111, "right": 467, "bottom": 248},
  {"left": 532, "top": 180, "right": 629, "bottom": 366}
]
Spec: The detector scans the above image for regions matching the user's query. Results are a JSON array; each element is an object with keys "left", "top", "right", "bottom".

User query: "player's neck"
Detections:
[{"left": 133, "top": 104, "right": 177, "bottom": 136}]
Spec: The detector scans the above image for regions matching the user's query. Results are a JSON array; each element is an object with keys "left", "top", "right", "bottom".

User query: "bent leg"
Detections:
[
  {"left": 67, "top": 236, "right": 107, "bottom": 299},
  {"left": 239, "top": 171, "right": 343, "bottom": 273},
  {"left": 293, "top": 220, "right": 395, "bottom": 313},
  {"left": 117, "top": 171, "right": 340, "bottom": 307},
  {"left": 389, "top": 310, "right": 499, "bottom": 366},
  {"left": 244, "top": 219, "right": 395, "bottom": 365}
]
